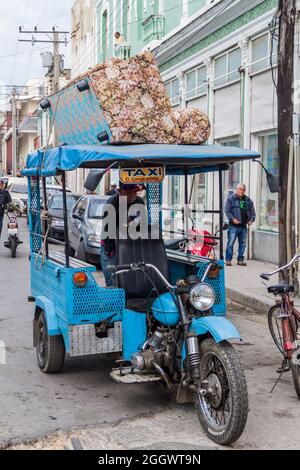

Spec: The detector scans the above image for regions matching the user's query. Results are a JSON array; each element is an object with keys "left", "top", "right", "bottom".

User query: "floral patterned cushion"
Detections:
[
  {"left": 89, "top": 52, "right": 180, "bottom": 144},
  {"left": 54, "top": 52, "right": 210, "bottom": 146},
  {"left": 174, "top": 109, "right": 210, "bottom": 145}
]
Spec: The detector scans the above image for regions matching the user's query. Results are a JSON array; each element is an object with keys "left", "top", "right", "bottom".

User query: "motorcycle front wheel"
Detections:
[
  {"left": 10, "top": 237, "right": 17, "bottom": 258},
  {"left": 194, "top": 338, "right": 248, "bottom": 445}
]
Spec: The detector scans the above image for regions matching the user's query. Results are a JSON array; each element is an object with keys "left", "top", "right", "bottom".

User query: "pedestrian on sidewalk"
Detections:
[
  {"left": 225, "top": 183, "right": 255, "bottom": 266},
  {"left": 0, "top": 178, "right": 12, "bottom": 238}
]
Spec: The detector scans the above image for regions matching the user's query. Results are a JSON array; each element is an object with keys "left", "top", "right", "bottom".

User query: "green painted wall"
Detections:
[
  {"left": 188, "top": 0, "right": 206, "bottom": 17},
  {"left": 96, "top": 0, "right": 277, "bottom": 69},
  {"left": 164, "top": 0, "right": 182, "bottom": 34}
]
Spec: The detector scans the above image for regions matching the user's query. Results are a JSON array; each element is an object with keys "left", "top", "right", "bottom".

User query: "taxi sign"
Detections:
[{"left": 120, "top": 166, "right": 165, "bottom": 184}]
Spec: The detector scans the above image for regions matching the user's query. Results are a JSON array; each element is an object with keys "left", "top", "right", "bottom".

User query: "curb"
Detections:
[{"left": 226, "top": 287, "right": 273, "bottom": 315}]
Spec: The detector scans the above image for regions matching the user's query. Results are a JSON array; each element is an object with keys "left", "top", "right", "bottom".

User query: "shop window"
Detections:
[
  {"left": 214, "top": 48, "right": 241, "bottom": 88},
  {"left": 185, "top": 65, "right": 207, "bottom": 100},
  {"left": 251, "top": 32, "right": 278, "bottom": 74},
  {"left": 220, "top": 139, "right": 241, "bottom": 201},
  {"left": 259, "top": 134, "right": 278, "bottom": 232},
  {"left": 165, "top": 78, "right": 180, "bottom": 106}
]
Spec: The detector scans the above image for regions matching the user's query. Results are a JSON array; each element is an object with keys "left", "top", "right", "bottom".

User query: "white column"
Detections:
[
  {"left": 203, "top": 57, "right": 214, "bottom": 216},
  {"left": 177, "top": 71, "right": 185, "bottom": 109},
  {"left": 182, "top": 0, "right": 189, "bottom": 23}
]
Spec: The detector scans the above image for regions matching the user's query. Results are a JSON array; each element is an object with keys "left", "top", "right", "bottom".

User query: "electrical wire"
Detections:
[{"left": 269, "top": 14, "right": 279, "bottom": 90}]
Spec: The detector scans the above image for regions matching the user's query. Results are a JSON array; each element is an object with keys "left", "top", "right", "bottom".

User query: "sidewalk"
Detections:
[{"left": 225, "top": 259, "right": 300, "bottom": 314}]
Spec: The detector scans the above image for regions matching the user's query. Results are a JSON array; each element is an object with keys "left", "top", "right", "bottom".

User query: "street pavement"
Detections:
[{"left": 1, "top": 219, "right": 300, "bottom": 450}]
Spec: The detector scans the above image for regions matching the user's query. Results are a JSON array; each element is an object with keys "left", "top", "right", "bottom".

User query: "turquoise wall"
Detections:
[
  {"left": 96, "top": 0, "right": 277, "bottom": 69},
  {"left": 188, "top": 0, "right": 206, "bottom": 17}
]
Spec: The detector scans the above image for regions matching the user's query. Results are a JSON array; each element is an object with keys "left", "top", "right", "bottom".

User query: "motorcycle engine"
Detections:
[{"left": 131, "top": 327, "right": 174, "bottom": 371}]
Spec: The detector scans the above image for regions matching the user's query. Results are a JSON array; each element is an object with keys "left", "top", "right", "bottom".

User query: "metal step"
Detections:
[{"left": 110, "top": 367, "right": 162, "bottom": 384}]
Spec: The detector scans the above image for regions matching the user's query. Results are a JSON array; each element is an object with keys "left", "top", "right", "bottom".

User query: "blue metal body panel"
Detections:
[
  {"left": 35, "top": 296, "right": 60, "bottom": 336},
  {"left": 168, "top": 258, "right": 226, "bottom": 316},
  {"left": 122, "top": 309, "right": 147, "bottom": 361},
  {"left": 31, "top": 257, "right": 125, "bottom": 324}
]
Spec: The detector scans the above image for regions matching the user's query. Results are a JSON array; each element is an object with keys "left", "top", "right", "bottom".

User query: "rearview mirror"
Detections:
[
  {"left": 223, "top": 223, "right": 229, "bottom": 231},
  {"left": 266, "top": 172, "right": 279, "bottom": 193},
  {"left": 84, "top": 169, "right": 106, "bottom": 192}
]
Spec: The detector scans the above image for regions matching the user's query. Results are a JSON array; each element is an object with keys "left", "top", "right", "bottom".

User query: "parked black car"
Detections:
[
  {"left": 68, "top": 195, "right": 109, "bottom": 265},
  {"left": 48, "top": 193, "right": 79, "bottom": 241}
]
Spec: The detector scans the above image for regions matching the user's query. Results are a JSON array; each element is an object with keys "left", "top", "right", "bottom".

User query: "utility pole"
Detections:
[
  {"left": 277, "top": 0, "right": 296, "bottom": 278},
  {"left": 18, "top": 27, "right": 69, "bottom": 146},
  {"left": 11, "top": 88, "right": 17, "bottom": 177}
]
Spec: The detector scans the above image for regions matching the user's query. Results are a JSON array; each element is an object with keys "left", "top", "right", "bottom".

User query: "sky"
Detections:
[{"left": 0, "top": 0, "right": 74, "bottom": 110}]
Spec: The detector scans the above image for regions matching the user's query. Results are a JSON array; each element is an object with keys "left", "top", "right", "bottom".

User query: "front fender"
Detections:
[
  {"left": 35, "top": 296, "right": 61, "bottom": 336},
  {"left": 181, "top": 316, "right": 241, "bottom": 363},
  {"left": 191, "top": 316, "right": 241, "bottom": 343}
]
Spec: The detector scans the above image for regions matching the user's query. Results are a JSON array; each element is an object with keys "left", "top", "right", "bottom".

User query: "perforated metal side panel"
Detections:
[
  {"left": 197, "top": 260, "right": 226, "bottom": 315},
  {"left": 69, "top": 270, "right": 125, "bottom": 321},
  {"left": 147, "top": 183, "right": 162, "bottom": 226},
  {"left": 28, "top": 177, "right": 41, "bottom": 253}
]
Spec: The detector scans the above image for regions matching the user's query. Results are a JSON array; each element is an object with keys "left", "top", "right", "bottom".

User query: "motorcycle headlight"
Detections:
[{"left": 189, "top": 283, "right": 215, "bottom": 311}]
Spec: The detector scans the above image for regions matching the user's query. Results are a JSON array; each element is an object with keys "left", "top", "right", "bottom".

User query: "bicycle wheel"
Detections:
[{"left": 268, "top": 305, "right": 286, "bottom": 355}]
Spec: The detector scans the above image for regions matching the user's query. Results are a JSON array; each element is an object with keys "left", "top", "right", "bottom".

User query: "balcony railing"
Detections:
[
  {"left": 114, "top": 43, "right": 131, "bottom": 61},
  {"left": 142, "top": 15, "right": 165, "bottom": 45}
]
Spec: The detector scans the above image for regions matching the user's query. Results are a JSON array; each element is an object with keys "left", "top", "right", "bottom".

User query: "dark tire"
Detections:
[
  {"left": 194, "top": 338, "right": 248, "bottom": 445},
  {"left": 10, "top": 237, "right": 17, "bottom": 258},
  {"left": 68, "top": 245, "right": 75, "bottom": 257},
  {"left": 77, "top": 240, "right": 87, "bottom": 262},
  {"left": 290, "top": 352, "right": 300, "bottom": 400},
  {"left": 36, "top": 311, "right": 65, "bottom": 373}
]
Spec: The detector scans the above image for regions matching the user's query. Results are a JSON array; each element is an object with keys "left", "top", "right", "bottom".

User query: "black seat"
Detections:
[
  {"left": 268, "top": 281, "right": 294, "bottom": 295},
  {"left": 117, "top": 235, "right": 169, "bottom": 312},
  {"left": 164, "top": 238, "right": 187, "bottom": 250}
]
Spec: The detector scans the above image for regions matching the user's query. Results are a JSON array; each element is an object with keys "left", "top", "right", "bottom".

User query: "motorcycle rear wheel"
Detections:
[{"left": 194, "top": 338, "right": 248, "bottom": 445}]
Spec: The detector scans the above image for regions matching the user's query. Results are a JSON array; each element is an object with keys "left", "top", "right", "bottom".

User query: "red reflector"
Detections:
[{"left": 73, "top": 272, "right": 88, "bottom": 287}]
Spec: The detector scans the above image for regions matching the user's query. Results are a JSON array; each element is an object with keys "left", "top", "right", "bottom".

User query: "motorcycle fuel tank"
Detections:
[{"left": 152, "top": 293, "right": 179, "bottom": 327}]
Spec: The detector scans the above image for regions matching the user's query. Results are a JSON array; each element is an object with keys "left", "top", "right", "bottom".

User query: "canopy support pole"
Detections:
[
  {"left": 62, "top": 171, "right": 70, "bottom": 268},
  {"left": 41, "top": 177, "right": 49, "bottom": 259},
  {"left": 219, "top": 169, "right": 224, "bottom": 260}
]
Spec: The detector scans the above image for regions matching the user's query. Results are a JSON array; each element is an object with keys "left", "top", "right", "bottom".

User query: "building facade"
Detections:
[{"left": 70, "top": 0, "right": 300, "bottom": 263}]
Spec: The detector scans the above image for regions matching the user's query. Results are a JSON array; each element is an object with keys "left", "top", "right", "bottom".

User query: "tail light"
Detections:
[{"left": 73, "top": 272, "right": 88, "bottom": 287}]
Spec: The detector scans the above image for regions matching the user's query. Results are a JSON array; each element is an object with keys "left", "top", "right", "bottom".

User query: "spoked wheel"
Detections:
[
  {"left": 290, "top": 351, "right": 300, "bottom": 399},
  {"left": 268, "top": 305, "right": 298, "bottom": 356},
  {"left": 36, "top": 312, "right": 65, "bottom": 373},
  {"left": 194, "top": 338, "right": 248, "bottom": 445}
]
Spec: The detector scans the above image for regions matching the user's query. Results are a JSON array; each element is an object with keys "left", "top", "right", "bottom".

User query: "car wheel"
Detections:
[{"left": 76, "top": 240, "right": 87, "bottom": 262}]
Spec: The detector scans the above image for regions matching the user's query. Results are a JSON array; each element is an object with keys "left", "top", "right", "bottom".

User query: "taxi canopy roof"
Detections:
[{"left": 23, "top": 143, "right": 260, "bottom": 177}]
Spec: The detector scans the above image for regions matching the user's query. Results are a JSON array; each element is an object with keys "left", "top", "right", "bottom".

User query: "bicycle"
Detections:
[{"left": 260, "top": 254, "right": 300, "bottom": 399}]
